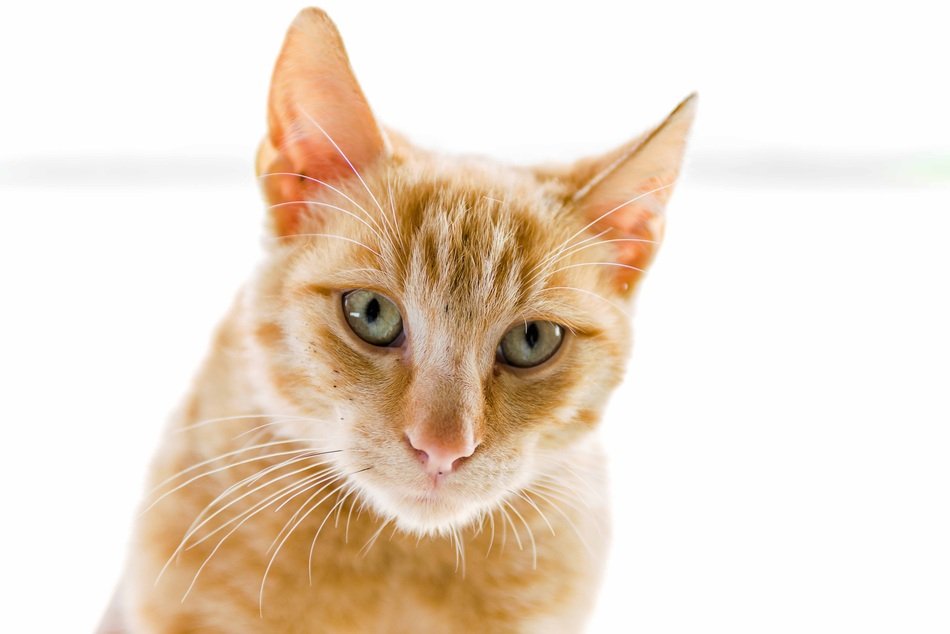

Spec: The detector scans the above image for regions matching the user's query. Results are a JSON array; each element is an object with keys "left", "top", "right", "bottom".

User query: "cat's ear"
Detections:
[
  {"left": 256, "top": 8, "right": 387, "bottom": 235},
  {"left": 572, "top": 94, "right": 696, "bottom": 294}
]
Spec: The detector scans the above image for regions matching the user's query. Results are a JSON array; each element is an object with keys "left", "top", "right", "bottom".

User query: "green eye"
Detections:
[
  {"left": 499, "top": 321, "right": 564, "bottom": 368},
  {"left": 343, "top": 290, "right": 403, "bottom": 347}
]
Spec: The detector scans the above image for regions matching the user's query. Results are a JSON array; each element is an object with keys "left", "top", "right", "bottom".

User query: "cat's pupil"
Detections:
[
  {"left": 525, "top": 323, "right": 539, "bottom": 348},
  {"left": 366, "top": 298, "right": 380, "bottom": 323}
]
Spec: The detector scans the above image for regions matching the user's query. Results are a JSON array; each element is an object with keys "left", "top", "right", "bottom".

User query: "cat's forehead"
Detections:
[{"left": 390, "top": 169, "right": 571, "bottom": 315}]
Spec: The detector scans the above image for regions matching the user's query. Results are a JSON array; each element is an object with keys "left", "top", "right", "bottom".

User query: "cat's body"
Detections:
[{"left": 110, "top": 8, "right": 694, "bottom": 633}]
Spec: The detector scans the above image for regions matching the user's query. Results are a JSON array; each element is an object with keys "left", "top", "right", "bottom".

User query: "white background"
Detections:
[{"left": 2, "top": 1, "right": 948, "bottom": 632}]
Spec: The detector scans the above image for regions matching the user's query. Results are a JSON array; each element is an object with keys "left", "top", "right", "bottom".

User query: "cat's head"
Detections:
[{"left": 245, "top": 8, "right": 694, "bottom": 535}]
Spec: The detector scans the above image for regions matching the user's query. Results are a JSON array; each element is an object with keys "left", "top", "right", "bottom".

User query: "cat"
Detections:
[{"left": 103, "top": 7, "right": 695, "bottom": 633}]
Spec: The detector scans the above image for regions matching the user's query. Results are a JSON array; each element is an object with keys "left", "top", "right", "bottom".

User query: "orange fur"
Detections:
[{"left": 110, "top": 8, "right": 695, "bottom": 633}]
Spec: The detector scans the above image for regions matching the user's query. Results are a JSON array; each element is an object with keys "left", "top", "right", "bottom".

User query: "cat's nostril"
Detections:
[
  {"left": 404, "top": 434, "right": 429, "bottom": 465},
  {"left": 414, "top": 448, "right": 429, "bottom": 465},
  {"left": 450, "top": 454, "right": 472, "bottom": 472}
]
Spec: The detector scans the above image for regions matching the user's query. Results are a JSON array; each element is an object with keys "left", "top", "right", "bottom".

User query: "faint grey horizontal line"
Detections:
[
  {"left": 1, "top": 152, "right": 948, "bottom": 188},
  {"left": 687, "top": 151, "right": 950, "bottom": 188},
  {"left": 0, "top": 155, "right": 252, "bottom": 188}
]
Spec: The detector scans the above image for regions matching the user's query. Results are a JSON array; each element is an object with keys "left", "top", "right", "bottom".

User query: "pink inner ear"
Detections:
[
  {"left": 258, "top": 8, "right": 386, "bottom": 236},
  {"left": 581, "top": 177, "right": 671, "bottom": 289},
  {"left": 590, "top": 200, "right": 664, "bottom": 287}
]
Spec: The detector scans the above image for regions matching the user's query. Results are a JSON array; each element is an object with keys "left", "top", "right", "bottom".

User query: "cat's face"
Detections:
[{"left": 244, "top": 9, "right": 694, "bottom": 535}]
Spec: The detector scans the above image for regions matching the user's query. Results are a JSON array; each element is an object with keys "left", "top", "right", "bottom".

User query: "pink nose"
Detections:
[{"left": 405, "top": 430, "right": 478, "bottom": 476}]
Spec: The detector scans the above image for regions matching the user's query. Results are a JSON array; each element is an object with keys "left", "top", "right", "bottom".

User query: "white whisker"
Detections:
[
  {"left": 498, "top": 505, "right": 523, "bottom": 552},
  {"left": 546, "top": 261, "right": 644, "bottom": 278},
  {"left": 359, "top": 517, "right": 391, "bottom": 558},
  {"left": 260, "top": 475, "right": 356, "bottom": 616},
  {"left": 259, "top": 171, "right": 382, "bottom": 231},
  {"left": 173, "top": 469, "right": 329, "bottom": 598},
  {"left": 147, "top": 437, "right": 327, "bottom": 491},
  {"left": 299, "top": 111, "right": 393, "bottom": 235},
  {"left": 553, "top": 183, "right": 671, "bottom": 261},
  {"left": 178, "top": 465, "right": 330, "bottom": 555},
  {"left": 270, "top": 232, "right": 382, "bottom": 257},
  {"left": 514, "top": 490, "right": 556, "bottom": 537},
  {"left": 184, "top": 452, "right": 328, "bottom": 537},
  {"left": 503, "top": 499, "right": 537, "bottom": 569},
  {"left": 269, "top": 200, "right": 384, "bottom": 241},
  {"left": 309, "top": 481, "right": 361, "bottom": 583},
  {"left": 538, "top": 285, "right": 629, "bottom": 318},
  {"left": 523, "top": 486, "right": 596, "bottom": 559},
  {"left": 526, "top": 227, "right": 611, "bottom": 281},
  {"left": 485, "top": 509, "right": 497, "bottom": 558},
  {"left": 143, "top": 446, "right": 337, "bottom": 515}
]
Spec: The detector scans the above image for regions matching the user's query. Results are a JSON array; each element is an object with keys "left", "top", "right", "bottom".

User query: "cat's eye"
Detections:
[
  {"left": 343, "top": 290, "right": 403, "bottom": 347},
  {"left": 498, "top": 321, "right": 564, "bottom": 368}
]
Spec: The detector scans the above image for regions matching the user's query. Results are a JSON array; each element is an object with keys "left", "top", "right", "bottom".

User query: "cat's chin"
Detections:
[{"left": 356, "top": 482, "right": 490, "bottom": 536}]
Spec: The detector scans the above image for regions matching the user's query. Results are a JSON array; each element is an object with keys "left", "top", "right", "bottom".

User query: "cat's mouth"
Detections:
[
  {"left": 351, "top": 473, "right": 488, "bottom": 534},
  {"left": 403, "top": 479, "right": 459, "bottom": 505}
]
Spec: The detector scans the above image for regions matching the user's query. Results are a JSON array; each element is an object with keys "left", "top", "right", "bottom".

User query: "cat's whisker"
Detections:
[
  {"left": 503, "top": 499, "right": 537, "bottom": 570},
  {"left": 538, "top": 285, "right": 630, "bottom": 318},
  {"left": 530, "top": 476, "right": 605, "bottom": 544},
  {"left": 309, "top": 482, "right": 361, "bottom": 583},
  {"left": 180, "top": 464, "right": 333, "bottom": 554},
  {"left": 267, "top": 466, "right": 356, "bottom": 554},
  {"left": 170, "top": 468, "right": 328, "bottom": 595},
  {"left": 272, "top": 467, "right": 346, "bottom": 513},
  {"left": 178, "top": 413, "right": 325, "bottom": 433},
  {"left": 449, "top": 528, "right": 459, "bottom": 572},
  {"left": 551, "top": 183, "right": 672, "bottom": 262},
  {"left": 522, "top": 486, "right": 596, "bottom": 559},
  {"left": 232, "top": 416, "right": 335, "bottom": 440},
  {"left": 260, "top": 473, "right": 363, "bottom": 616},
  {"left": 359, "top": 514, "right": 391, "bottom": 558},
  {"left": 385, "top": 175, "right": 409, "bottom": 273},
  {"left": 299, "top": 111, "right": 394, "bottom": 237},
  {"left": 513, "top": 490, "right": 556, "bottom": 537},
  {"left": 497, "top": 504, "right": 523, "bottom": 552},
  {"left": 524, "top": 184, "right": 669, "bottom": 288},
  {"left": 269, "top": 200, "right": 385, "bottom": 242},
  {"left": 525, "top": 227, "right": 611, "bottom": 281},
  {"left": 147, "top": 437, "right": 330, "bottom": 492},
  {"left": 267, "top": 469, "right": 347, "bottom": 539},
  {"left": 386, "top": 174, "right": 401, "bottom": 235},
  {"left": 534, "top": 503, "right": 603, "bottom": 549},
  {"left": 334, "top": 484, "right": 354, "bottom": 529},
  {"left": 534, "top": 461, "right": 601, "bottom": 501},
  {"left": 485, "top": 509, "right": 497, "bottom": 559},
  {"left": 187, "top": 471, "right": 326, "bottom": 557},
  {"left": 451, "top": 526, "right": 467, "bottom": 577},
  {"left": 270, "top": 232, "right": 382, "bottom": 257},
  {"left": 499, "top": 505, "right": 509, "bottom": 552},
  {"left": 186, "top": 452, "right": 330, "bottom": 535},
  {"left": 546, "top": 236, "right": 658, "bottom": 271},
  {"left": 178, "top": 470, "right": 329, "bottom": 602},
  {"left": 552, "top": 461, "right": 604, "bottom": 500},
  {"left": 529, "top": 480, "right": 591, "bottom": 514},
  {"left": 143, "top": 446, "right": 336, "bottom": 515},
  {"left": 526, "top": 236, "right": 658, "bottom": 288},
  {"left": 546, "top": 261, "right": 644, "bottom": 279},
  {"left": 344, "top": 502, "right": 356, "bottom": 545},
  {"left": 259, "top": 171, "right": 383, "bottom": 232}
]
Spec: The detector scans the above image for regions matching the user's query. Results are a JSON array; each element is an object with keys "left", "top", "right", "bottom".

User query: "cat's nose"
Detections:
[{"left": 405, "top": 429, "right": 478, "bottom": 476}]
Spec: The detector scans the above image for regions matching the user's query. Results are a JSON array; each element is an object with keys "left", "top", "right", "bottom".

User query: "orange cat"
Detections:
[{"left": 104, "top": 8, "right": 695, "bottom": 633}]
